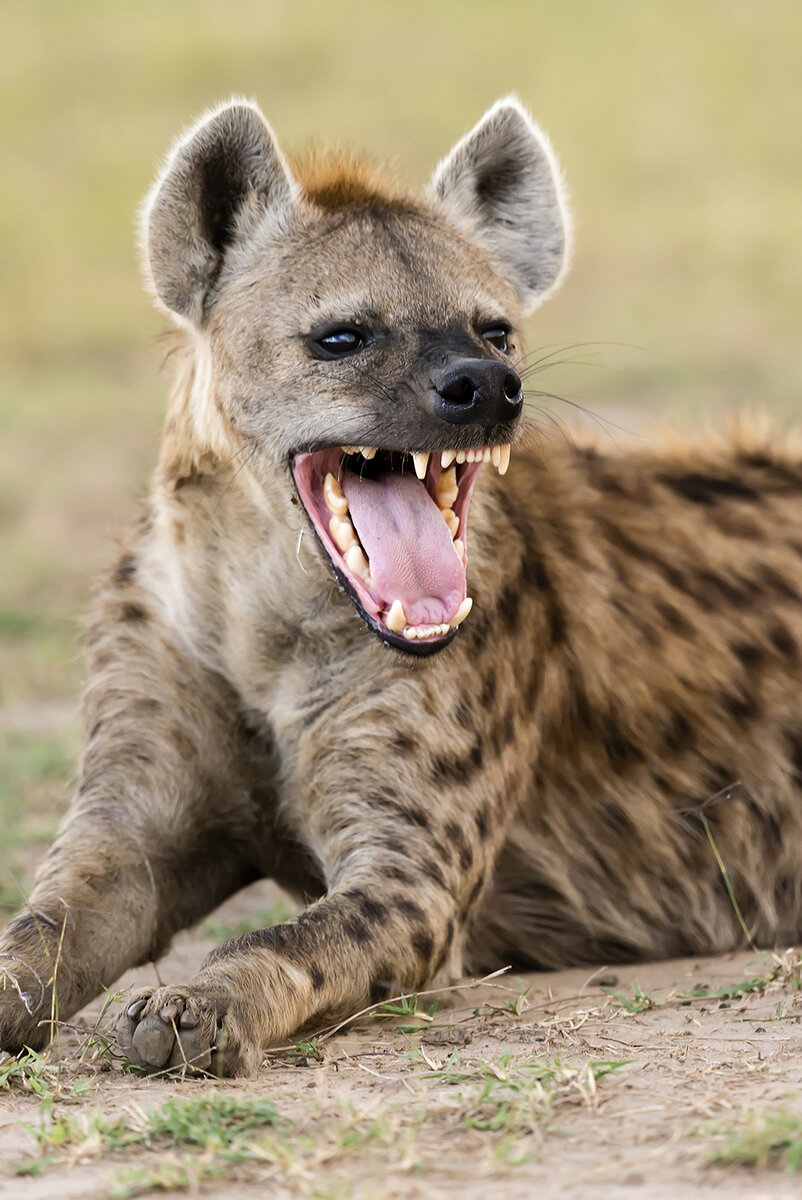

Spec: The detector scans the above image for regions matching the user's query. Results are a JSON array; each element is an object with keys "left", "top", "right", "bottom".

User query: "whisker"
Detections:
[{"left": 523, "top": 388, "right": 636, "bottom": 444}]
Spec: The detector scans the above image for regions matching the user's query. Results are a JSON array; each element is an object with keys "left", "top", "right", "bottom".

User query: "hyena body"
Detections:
[{"left": 1, "top": 98, "right": 801, "bottom": 1074}]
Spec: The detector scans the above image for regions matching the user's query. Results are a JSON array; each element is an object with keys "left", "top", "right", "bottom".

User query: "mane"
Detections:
[{"left": 291, "top": 146, "right": 420, "bottom": 214}]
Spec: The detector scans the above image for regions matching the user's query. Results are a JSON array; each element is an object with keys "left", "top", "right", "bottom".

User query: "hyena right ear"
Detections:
[{"left": 143, "top": 100, "right": 297, "bottom": 325}]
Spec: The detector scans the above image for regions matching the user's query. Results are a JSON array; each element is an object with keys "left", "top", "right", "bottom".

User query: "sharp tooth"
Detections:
[
  {"left": 344, "top": 544, "right": 370, "bottom": 579},
  {"left": 324, "top": 472, "right": 349, "bottom": 516},
  {"left": 341, "top": 445, "right": 360, "bottom": 455},
  {"left": 412, "top": 451, "right": 430, "bottom": 480},
  {"left": 386, "top": 600, "right": 406, "bottom": 632},
  {"left": 360, "top": 446, "right": 377, "bottom": 460},
  {"left": 435, "top": 466, "right": 458, "bottom": 508},
  {"left": 453, "top": 537, "right": 465, "bottom": 561},
  {"left": 456, "top": 451, "right": 466, "bottom": 464},
  {"left": 450, "top": 597, "right": 473, "bottom": 628},
  {"left": 482, "top": 447, "right": 491, "bottom": 462},
  {"left": 491, "top": 445, "right": 501, "bottom": 467},
  {"left": 497, "top": 444, "right": 511, "bottom": 475},
  {"left": 441, "top": 508, "right": 459, "bottom": 538},
  {"left": 329, "top": 514, "right": 357, "bottom": 552},
  {"left": 441, "top": 450, "right": 457, "bottom": 468}
]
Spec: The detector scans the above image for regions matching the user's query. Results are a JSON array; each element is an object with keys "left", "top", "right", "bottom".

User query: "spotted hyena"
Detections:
[{"left": 1, "top": 97, "right": 801, "bottom": 1076}]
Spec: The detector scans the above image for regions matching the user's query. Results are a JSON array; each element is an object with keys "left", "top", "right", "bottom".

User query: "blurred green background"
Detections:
[{"left": 1, "top": 0, "right": 800, "bottom": 903}]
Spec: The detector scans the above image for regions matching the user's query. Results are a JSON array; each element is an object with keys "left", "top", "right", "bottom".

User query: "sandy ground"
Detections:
[{"left": 1, "top": 881, "right": 801, "bottom": 1200}]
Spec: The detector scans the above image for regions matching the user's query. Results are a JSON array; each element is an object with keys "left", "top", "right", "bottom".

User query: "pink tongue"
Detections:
[{"left": 342, "top": 471, "right": 465, "bottom": 627}]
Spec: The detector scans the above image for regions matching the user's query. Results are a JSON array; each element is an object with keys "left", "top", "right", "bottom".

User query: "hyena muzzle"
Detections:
[{"left": 2, "top": 97, "right": 801, "bottom": 1076}]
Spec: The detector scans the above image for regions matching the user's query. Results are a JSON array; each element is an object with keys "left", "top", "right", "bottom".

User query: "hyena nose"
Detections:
[{"left": 432, "top": 359, "right": 523, "bottom": 426}]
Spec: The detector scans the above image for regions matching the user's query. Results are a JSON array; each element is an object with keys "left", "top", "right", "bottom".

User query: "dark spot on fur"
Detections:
[
  {"left": 420, "top": 858, "right": 449, "bottom": 892},
  {"left": 120, "top": 603, "right": 148, "bottom": 623},
  {"left": 664, "top": 711, "right": 696, "bottom": 754},
  {"left": 115, "top": 555, "right": 136, "bottom": 584},
  {"left": 432, "top": 754, "right": 474, "bottom": 785},
  {"left": 458, "top": 844, "right": 474, "bottom": 872},
  {"left": 341, "top": 913, "right": 372, "bottom": 946},
  {"left": 786, "top": 731, "right": 802, "bottom": 788},
  {"left": 467, "top": 876, "right": 484, "bottom": 907},
  {"left": 600, "top": 802, "right": 634, "bottom": 835},
  {"left": 369, "top": 970, "right": 395, "bottom": 1004},
  {"left": 480, "top": 672, "right": 497, "bottom": 710},
  {"left": 731, "top": 641, "right": 765, "bottom": 670},
  {"left": 722, "top": 687, "right": 761, "bottom": 722},
  {"left": 656, "top": 600, "right": 694, "bottom": 636},
  {"left": 398, "top": 805, "right": 431, "bottom": 830},
  {"left": 769, "top": 621, "right": 798, "bottom": 661},
  {"left": 343, "top": 888, "right": 388, "bottom": 923},
  {"left": 475, "top": 808, "right": 489, "bottom": 841},
  {"left": 385, "top": 865, "right": 415, "bottom": 886},
  {"left": 393, "top": 895, "right": 426, "bottom": 923},
  {"left": 497, "top": 584, "right": 522, "bottom": 632},
  {"left": 600, "top": 715, "right": 644, "bottom": 767},
  {"left": 393, "top": 733, "right": 418, "bottom": 755},
  {"left": 443, "top": 821, "right": 466, "bottom": 851},
  {"left": 657, "top": 472, "right": 761, "bottom": 505},
  {"left": 309, "top": 964, "right": 325, "bottom": 991},
  {"left": 411, "top": 929, "right": 434, "bottom": 963}
]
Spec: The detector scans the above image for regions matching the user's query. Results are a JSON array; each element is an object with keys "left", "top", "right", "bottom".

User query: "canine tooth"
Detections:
[
  {"left": 360, "top": 446, "right": 377, "bottom": 459},
  {"left": 497, "top": 444, "right": 511, "bottom": 475},
  {"left": 441, "top": 450, "right": 457, "bottom": 468},
  {"left": 453, "top": 537, "right": 465, "bottom": 561},
  {"left": 435, "top": 466, "right": 458, "bottom": 508},
  {"left": 442, "top": 508, "right": 459, "bottom": 538},
  {"left": 329, "top": 514, "right": 357, "bottom": 552},
  {"left": 324, "top": 472, "right": 349, "bottom": 516},
  {"left": 386, "top": 600, "right": 406, "bottom": 632},
  {"left": 491, "top": 445, "right": 501, "bottom": 467},
  {"left": 412, "top": 451, "right": 430, "bottom": 480},
  {"left": 456, "top": 451, "right": 466, "bottom": 464},
  {"left": 344, "top": 544, "right": 370, "bottom": 579},
  {"left": 450, "top": 597, "right": 473, "bottom": 628}
]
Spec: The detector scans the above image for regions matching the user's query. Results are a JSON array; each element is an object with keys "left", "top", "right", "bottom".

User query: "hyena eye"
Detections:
[
  {"left": 312, "top": 326, "right": 371, "bottom": 359},
  {"left": 481, "top": 327, "right": 510, "bottom": 354}
]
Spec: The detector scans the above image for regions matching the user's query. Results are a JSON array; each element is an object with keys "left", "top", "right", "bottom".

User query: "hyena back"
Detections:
[{"left": 1, "top": 98, "right": 801, "bottom": 1075}]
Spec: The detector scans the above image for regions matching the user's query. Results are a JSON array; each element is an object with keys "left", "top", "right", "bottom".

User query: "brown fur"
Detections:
[{"left": 1, "top": 100, "right": 799, "bottom": 1076}]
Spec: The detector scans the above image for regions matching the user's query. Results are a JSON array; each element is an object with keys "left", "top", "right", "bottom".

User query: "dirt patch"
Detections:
[{"left": 2, "top": 883, "right": 801, "bottom": 1199}]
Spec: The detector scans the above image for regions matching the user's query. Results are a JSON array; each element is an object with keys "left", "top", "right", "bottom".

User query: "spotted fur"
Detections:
[{"left": 1, "top": 99, "right": 800, "bottom": 1075}]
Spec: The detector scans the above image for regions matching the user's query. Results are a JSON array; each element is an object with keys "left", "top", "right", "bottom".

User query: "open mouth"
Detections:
[{"left": 292, "top": 444, "right": 510, "bottom": 654}]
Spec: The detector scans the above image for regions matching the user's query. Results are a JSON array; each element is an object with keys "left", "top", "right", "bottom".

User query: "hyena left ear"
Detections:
[
  {"left": 143, "top": 98, "right": 298, "bottom": 326},
  {"left": 430, "top": 97, "right": 571, "bottom": 312}
]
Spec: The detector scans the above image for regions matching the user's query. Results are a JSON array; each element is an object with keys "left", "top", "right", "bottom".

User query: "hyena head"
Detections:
[{"left": 143, "top": 96, "right": 570, "bottom": 655}]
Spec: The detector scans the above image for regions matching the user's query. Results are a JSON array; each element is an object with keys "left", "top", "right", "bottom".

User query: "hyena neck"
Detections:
[{"left": 147, "top": 333, "right": 344, "bottom": 676}]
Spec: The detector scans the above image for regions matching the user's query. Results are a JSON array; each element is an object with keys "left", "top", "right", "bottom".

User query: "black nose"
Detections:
[{"left": 431, "top": 358, "right": 523, "bottom": 426}]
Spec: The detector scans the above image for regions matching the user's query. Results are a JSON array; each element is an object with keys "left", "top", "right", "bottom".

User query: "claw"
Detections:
[{"left": 127, "top": 997, "right": 147, "bottom": 1019}]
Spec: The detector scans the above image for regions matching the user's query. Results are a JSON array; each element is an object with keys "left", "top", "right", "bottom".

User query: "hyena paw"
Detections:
[{"left": 115, "top": 985, "right": 252, "bottom": 1076}]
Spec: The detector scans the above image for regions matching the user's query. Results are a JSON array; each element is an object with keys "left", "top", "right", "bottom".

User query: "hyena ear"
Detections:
[
  {"left": 430, "top": 97, "right": 571, "bottom": 312},
  {"left": 143, "top": 99, "right": 297, "bottom": 325}
]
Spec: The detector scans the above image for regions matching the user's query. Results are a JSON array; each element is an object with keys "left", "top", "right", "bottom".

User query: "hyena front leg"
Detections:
[
  {"left": 0, "top": 592, "right": 266, "bottom": 1055},
  {"left": 117, "top": 727, "right": 509, "bottom": 1076}
]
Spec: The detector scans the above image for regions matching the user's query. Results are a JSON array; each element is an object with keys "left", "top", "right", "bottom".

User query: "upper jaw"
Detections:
[{"left": 290, "top": 441, "right": 512, "bottom": 655}]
